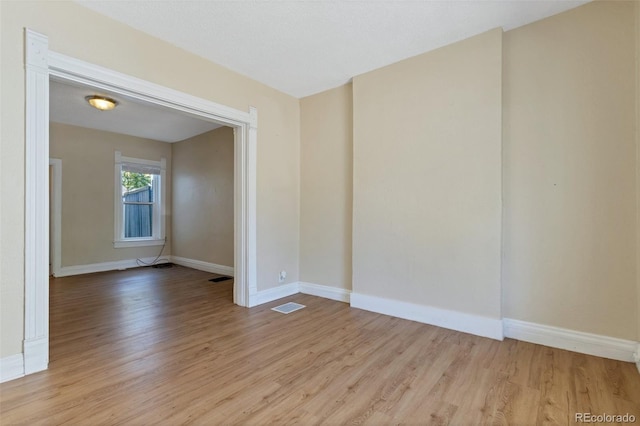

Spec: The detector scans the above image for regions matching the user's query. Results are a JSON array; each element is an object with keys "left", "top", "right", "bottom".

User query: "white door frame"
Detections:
[
  {"left": 49, "top": 158, "right": 62, "bottom": 278},
  {"left": 24, "top": 29, "right": 258, "bottom": 375}
]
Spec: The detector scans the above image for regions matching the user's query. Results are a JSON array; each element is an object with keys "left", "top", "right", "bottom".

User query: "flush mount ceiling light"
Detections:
[{"left": 85, "top": 95, "right": 118, "bottom": 111}]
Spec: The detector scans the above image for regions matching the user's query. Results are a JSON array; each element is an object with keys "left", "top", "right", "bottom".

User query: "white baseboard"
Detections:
[
  {"left": 50, "top": 261, "right": 640, "bottom": 366},
  {"left": 24, "top": 337, "right": 48, "bottom": 374},
  {"left": 55, "top": 256, "right": 162, "bottom": 277},
  {"left": 503, "top": 318, "right": 638, "bottom": 363},
  {"left": 249, "top": 281, "right": 351, "bottom": 307},
  {"left": 299, "top": 281, "right": 351, "bottom": 303},
  {"left": 0, "top": 354, "right": 25, "bottom": 383},
  {"left": 249, "top": 282, "right": 299, "bottom": 307},
  {"left": 55, "top": 256, "right": 234, "bottom": 278},
  {"left": 170, "top": 256, "right": 234, "bottom": 277},
  {"left": 350, "top": 293, "right": 504, "bottom": 341}
]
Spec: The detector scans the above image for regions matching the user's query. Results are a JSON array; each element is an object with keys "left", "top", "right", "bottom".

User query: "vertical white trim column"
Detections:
[
  {"left": 233, "top": 126, "right": 247, "bottom": 306},
  {"left": 24, "top": 29, "right": 50, "bottom": 374},
  {"left": 233, "top": 107, "right": 258, "bottom": 307},
  {"left": 159, "top": 157, "right": 167, "bottom": 240},
  {"left": 114, "top": 151, "right": 123, "bottom": 241},
  {"left": 233, "top": 124, "right": 249, "bottom": 306},
  {"left": 247, "top": 107, "right": 258, "bottom": 305},
  {"left": 49, "top": 158, "right": 62, "bottom": 277}
]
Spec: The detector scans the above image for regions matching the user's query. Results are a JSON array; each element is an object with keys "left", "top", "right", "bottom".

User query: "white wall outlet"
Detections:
[{"left": 279, "top": 270, "right": 287, "bottom": 283}]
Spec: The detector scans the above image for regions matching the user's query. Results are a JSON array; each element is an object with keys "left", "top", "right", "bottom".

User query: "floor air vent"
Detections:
[
  {"left": 271, "top": 302, "right": 306, "bottom": 314},
  {"left": 209, "top": 276, "right": 232, "bottom": 283}
]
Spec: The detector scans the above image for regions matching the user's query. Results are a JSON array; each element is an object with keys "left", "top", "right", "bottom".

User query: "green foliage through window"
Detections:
[{"left": 122, "top": 172, "right": 152, "bottom": 192}]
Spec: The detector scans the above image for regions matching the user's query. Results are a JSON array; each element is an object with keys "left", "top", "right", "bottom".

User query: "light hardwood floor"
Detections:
[{"left": 1, "top": 265, "right": 639, "bottom": 425}]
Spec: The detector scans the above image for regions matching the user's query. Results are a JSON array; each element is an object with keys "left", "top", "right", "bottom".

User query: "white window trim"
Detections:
[{"left": 114, "top": 151, "right": 166, "bottom": 248}]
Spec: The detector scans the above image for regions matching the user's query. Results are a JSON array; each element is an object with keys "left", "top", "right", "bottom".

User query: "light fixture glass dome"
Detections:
[{"left": 85, "top": 95, "right": 118, "bottom": 111}]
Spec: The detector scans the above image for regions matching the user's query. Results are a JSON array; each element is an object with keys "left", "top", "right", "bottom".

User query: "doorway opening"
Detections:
[
  {"left": 48, "top": 78, "right": 237, "bottom": 281},
  {"left": 23, "top": 29, "right": 257, "bottom": 375}
]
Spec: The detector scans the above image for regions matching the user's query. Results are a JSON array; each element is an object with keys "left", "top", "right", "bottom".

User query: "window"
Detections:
[{"left": 114, "top": 151, "right": 166, "bottom": 248}]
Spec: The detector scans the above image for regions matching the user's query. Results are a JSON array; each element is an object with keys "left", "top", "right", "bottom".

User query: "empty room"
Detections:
[{"left": 1, "top": 0, "right": 639, "bottom": 424}]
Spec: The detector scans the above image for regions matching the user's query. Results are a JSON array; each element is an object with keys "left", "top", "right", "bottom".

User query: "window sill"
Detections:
[{"left": 114, "top": 239, "right": 165, "bottom": 249}]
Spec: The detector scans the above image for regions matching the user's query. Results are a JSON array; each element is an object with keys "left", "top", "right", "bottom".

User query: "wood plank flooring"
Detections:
[{"left": 1, "top": 265, "right": 639, "bottom": 425}]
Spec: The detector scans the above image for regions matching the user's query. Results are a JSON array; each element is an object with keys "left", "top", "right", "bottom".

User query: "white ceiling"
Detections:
[
  {"left": 50, "top": 79, "right": 222, "bottom": 142},
  {"left": 56, "top": 0, "right": 588, "bottom": 139},
  {"left": 76, "top": 0, "right": 589, "bottom": 98}
]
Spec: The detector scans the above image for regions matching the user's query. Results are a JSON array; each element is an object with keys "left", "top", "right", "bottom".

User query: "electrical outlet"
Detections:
[{"left": 279, "top": 270, "right": 287, "bottom": 283}]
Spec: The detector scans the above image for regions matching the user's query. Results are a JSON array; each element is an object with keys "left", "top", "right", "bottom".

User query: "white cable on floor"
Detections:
[{"left": 136, "top": 238, "right": 170, "bottom": 266}]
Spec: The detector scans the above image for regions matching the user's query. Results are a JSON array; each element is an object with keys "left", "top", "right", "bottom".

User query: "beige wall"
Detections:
[
  {"left": 1, "top": 1, "right": 300, "bottom": 358},
  {"left": 50, "top": 123, "right": 172, "bottom": 267},
  {"left": 1, "top": 0, "right": 638, "bottom": 361},
  {"left": 502, "top": 1, "right": 638, "bottom": 340},
  {"left": 172, "top": 127, "right": 234, "bottom": 267},
  {"left": 301, "top": 1, "right": 640, "bottom": 342},
  {"left": 300, "top": 84, "right": 353, "bottom": 290},
  {"left": 352, "top": 29, "right": 503, "bottom": 319}
]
